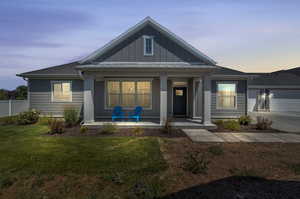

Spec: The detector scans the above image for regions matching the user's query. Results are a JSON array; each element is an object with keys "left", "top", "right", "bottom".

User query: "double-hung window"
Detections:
[
  {"left": 216, "top": 82, "right": 237, "bottom": 109},
  {"left": 107, "top": 80, "right": 152, "bottom": 109},
  {"left": 143, "top": 36, "right": 154, "bottom": 56},
  {"left": 51, "top": 81, "right": 72, "bottom": 102}
]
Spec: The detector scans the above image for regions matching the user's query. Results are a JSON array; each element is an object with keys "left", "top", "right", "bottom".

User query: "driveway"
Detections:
[{"left": 249, "top": 112, "right": 300, "bottom": 133}]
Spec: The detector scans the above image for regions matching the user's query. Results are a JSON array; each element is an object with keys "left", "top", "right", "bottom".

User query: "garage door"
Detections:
[{"left": 269, "top": 89, "right": 300, "bottom": 112}]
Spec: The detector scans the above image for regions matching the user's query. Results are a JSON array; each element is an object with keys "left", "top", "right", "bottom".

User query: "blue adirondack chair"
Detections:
[
  {"left": 112, "top": 106, "right": 124, "bottom": 121},
  {"left": 128, "top": 106, "right": 143, "bottom": 122}
]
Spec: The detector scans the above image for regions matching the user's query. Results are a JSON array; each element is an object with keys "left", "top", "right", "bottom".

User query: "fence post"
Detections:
[{"left": 8, "top": 100, "right": 12, "bottom": 116}]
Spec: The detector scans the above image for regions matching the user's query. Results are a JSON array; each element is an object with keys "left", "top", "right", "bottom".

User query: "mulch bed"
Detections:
[
  {"left": 46, "top": 126, "right": 187, "bottom": 138},
  {"left": 211, "top": 124, "right": 285, "bottom": 133},
  {"left": 162, "top": 137, "right": 300, "bottom": 198}
]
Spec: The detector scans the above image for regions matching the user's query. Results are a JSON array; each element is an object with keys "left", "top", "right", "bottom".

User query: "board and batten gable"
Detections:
[
  {"left": 211, "top": 80, "right": 247, "bottom": 118},
  {"left": 94, "top": 25, "right": 206, "bottom": 63},
  {"left": 28, "top": 79, "right": 84, "bottom": 116}
]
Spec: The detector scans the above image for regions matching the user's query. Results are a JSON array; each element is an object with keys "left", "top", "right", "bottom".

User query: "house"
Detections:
[
  {"left": 248, "top": 68, "right": 300, "bottom": 113},
  {"left": 17, "top": 17, "right": 249, "bottom": 127}
]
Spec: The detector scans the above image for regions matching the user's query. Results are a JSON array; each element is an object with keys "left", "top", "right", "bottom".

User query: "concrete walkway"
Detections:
[{"left": 183, "top": 129, "right": 300, "bottom": 143}]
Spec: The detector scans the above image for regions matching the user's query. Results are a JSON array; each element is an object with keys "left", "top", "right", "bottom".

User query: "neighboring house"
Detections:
[
  {"left": 248, "top": 68, "right": 300, "bottom": 113},
  {"left": 18, "top": 17, "right": 250, "bottom": 126}
]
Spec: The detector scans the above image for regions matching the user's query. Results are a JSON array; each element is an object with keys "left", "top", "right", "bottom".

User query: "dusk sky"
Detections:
[{"left": 1, "top": 0, "right": 300, "bottom": 90}]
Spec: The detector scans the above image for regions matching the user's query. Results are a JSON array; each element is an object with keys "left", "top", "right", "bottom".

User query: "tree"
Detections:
[
  {"left": 0, "top": 89, "right": 9, "bottom": 100},
  {"left": 15, "top": 85, "right": 27, "bottom": 100}
]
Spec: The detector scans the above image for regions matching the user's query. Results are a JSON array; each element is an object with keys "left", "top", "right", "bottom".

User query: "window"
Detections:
[
  {"left": 51, "top": 81, "right": 72, "bottom": 102},
  {"left": 143, "top": 36, "right": 154, "bottom": 56},
  {"left": 107, "top": 80, "right": 152, "bottom": 109},
  {"left": 217, "top": 83, "right": 237, "bottom": 109}
]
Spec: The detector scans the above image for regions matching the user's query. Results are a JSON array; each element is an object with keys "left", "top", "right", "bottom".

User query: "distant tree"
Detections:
[
  {"left": 0, "top": 85, "right": 27, "bottom": 100},
  {"left": 0, "top": 89, "right": 9, "bottom": 100},
  {"left": 15, "top": 85, "right": 27, "bottom": 100}
]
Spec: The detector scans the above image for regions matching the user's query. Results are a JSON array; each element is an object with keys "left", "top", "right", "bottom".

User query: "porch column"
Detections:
[
  {"left": 202, "top": 75, "right": 212, "bottom": 125},
  {"left": 160, "top": 74, "right": 168, "bottom": 125},
  {"left": 193, "top": 77, "right": 202, "bottom": 119},
  {"left": 83, "top": 76, "right": 95, "bottom": 123}
]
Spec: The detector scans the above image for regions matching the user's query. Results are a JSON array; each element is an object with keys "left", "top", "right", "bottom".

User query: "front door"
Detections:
[{"left": 173, "top": 87, "right": 187, "bottom": 116}]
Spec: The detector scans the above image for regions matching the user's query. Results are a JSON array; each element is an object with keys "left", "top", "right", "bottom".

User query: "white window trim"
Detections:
[
  {"left": 104, "top": 79, "right": 153, "bottom": 110},
  {"left": 143, "top": 35, "right": 154, "bottom": 56},
  {"left": 216, "top": 81, "right": 238, "bottom": 110},
  {"left": 51, "top": 80, "right": 73, "bottom": 102}
]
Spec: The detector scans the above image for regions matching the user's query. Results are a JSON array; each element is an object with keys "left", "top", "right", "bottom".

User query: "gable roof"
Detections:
[
  {"left": 79, "top": 17, "right": 217, "bottom": 65},
  {"left": 280, "top": 66, "right": 300, "bottom": 77},
  {"left": 17, "top": 62, "right": 80, "bottom": 78}
]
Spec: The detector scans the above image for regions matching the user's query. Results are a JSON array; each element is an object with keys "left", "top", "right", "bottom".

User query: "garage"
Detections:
[{"left": 248, "top": 72, "right": 300, "bottom": 113}]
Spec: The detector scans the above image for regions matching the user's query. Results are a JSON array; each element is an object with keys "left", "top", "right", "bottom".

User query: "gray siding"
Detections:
[
  {"left": 95, "top": 25, "right": 205, "bottom": 63},
  {"left": 94, "top": 79, "right": 160, "bottom": 118},
  {"left": 29, "top": 79, "right": 83, "bottom": 116},
  {"left": 211, "top": 80, "right": 247, "bottom": 118}
]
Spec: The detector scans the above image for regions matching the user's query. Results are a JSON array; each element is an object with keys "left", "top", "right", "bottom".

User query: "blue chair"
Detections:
[
  {"left": 112, "top": 106, "right": 124, "bottom": 121},
  {"left": 128, "top": 106, "right": 143, "bottom": 122}
]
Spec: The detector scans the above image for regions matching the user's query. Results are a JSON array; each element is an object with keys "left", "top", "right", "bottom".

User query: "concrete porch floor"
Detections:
[{"left": 83, "top": 118, "right": 216, "bottom": 129}]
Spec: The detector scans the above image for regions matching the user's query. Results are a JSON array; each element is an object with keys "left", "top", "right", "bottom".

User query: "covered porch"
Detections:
[{"left": 81, "top": 67, "right": 215, "bottom": 128}]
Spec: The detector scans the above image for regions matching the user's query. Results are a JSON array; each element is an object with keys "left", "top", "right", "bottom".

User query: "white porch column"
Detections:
[
  {"left": 202, "top": 75, "right": 212, "bottom": 125},
  {"left": 160, "top": 74, "right": 168, "bottom": 125},
  {"left": 193, "top": 77, "right": 202, "bottom": 119},
  {"left": 83, "top": 76, "right": 95, "bottom": 123}
]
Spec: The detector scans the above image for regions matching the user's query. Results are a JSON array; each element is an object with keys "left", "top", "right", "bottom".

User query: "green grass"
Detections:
[{"left": 0, "top": 124, "right": 166, "bottom": 176}]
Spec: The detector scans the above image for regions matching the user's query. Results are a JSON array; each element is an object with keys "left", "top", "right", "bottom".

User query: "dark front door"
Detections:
[{"left": 173, "top": 87, "right": 187, "bottom": 116}]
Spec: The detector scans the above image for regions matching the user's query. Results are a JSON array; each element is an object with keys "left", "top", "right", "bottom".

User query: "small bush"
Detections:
[
  {"left": 183, "top": 151, "right": 210, "bottom": 174},
  {"left": 223, "top": 120, "right": 241, "bottom": 131},
  {"left": 133, "top": 127, "right": 144, "bottom": 136},
  {"left": 286, "top": 163, "right": 300, "bottom": 175},
  {"left": 256, "top": 116, "right": 272, "bottom": 130},
  {"left": 0, "top": 115, "right": 18, "bottom": 125},
  {"left": 214, "top": 119, "right": 224, "bottom": 128},
  {"left": 101, "top": 123, "right": 118, "bottom": 134},
  {"left": 17, "top": 109, "right": 40, "bottom": 125},
  {"left": 238, "top": 115, "right": 252, "bottom": 126},
  {"left": 161, "top": 118, "right": 172, "bottom": 134},
  {"left": 80, "top": 126, "right": 88, "bottom": 134},
  {"left": 48, "top": 118, "right": 65, "bottom": 134},
  {"left": 208, "top": 145, "right": 224, "bottom": 156},
  {"left": 38, "top": 117, "right": 51, "bottom": 125},
  {"left": 129, "top": 179, "right": 164, "bottom": 199},
  {"left": 63, "top": 107, "right": 79, "bottom": 127}
]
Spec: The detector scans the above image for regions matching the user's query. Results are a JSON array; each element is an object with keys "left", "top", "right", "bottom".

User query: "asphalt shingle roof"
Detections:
[{"left": 18, "top": 62, "right": 80, "bottom": 77}]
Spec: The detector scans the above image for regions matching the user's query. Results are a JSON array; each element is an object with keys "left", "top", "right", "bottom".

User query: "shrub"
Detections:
[
  {"left": 182, "top": 151, "right": 210, "bottom": 174},
  {"left": 214, "top": 119, "right": 224, "bottom": 128},
  {"left": 48, "top": 118, "right": 65, "bottom": 134},
  {"left": 238, "top": 115, "right": 252, "bottom": 126},
  {"left": 17, "top": 109, "right": 40, "bottom": 125},
  {"left": 63, "top": 107, "right": 79, "bottom": 127},
  {"left": 208, "top": 145, "right": 224, "bottom": 156},
  {"left": 80, "top": 126, "right": 88, "bottom": 134},
  {"left": 38, "top": 117, "right": 51, "bottom": 125},
  {"left": 101, "top": 123, "right": 118, "bottom": 134},
  {"left": 133, "top": 127, "right": 144, "bottom": 136},
  {"left": 0, "top": 176, "right": 15, "bottom": 189},
  {"left": 256, "top": 116, "right": 272, "bottom": 130},
  {"left": 129, "top": 179, "right": 164, "bottom": 199},
  {"left": 0, "top": 115, "right": 18, "bottom": 125},
  {"left": 161, "top": 118, "right": 172, "bottom": 134},
  {"left": 223, "top": 120, "right": 241, "bottom": 131}
]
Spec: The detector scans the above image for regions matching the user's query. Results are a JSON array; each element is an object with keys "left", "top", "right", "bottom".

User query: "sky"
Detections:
[{"left": 1, "top": 0, "right": 300, "bottom": 90}]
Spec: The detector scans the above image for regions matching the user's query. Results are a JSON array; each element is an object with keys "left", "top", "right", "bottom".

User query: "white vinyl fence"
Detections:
[{"left": 0, "top": 100, "right": 29, "bottom": 117}]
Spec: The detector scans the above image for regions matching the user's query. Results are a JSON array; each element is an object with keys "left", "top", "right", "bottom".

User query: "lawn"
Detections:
[
  {"left": 0, "top": 124, "right": 167, "bottom": 199},
  {"left": 0, "top": 124, "right": 300, "bottom": 199}
]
